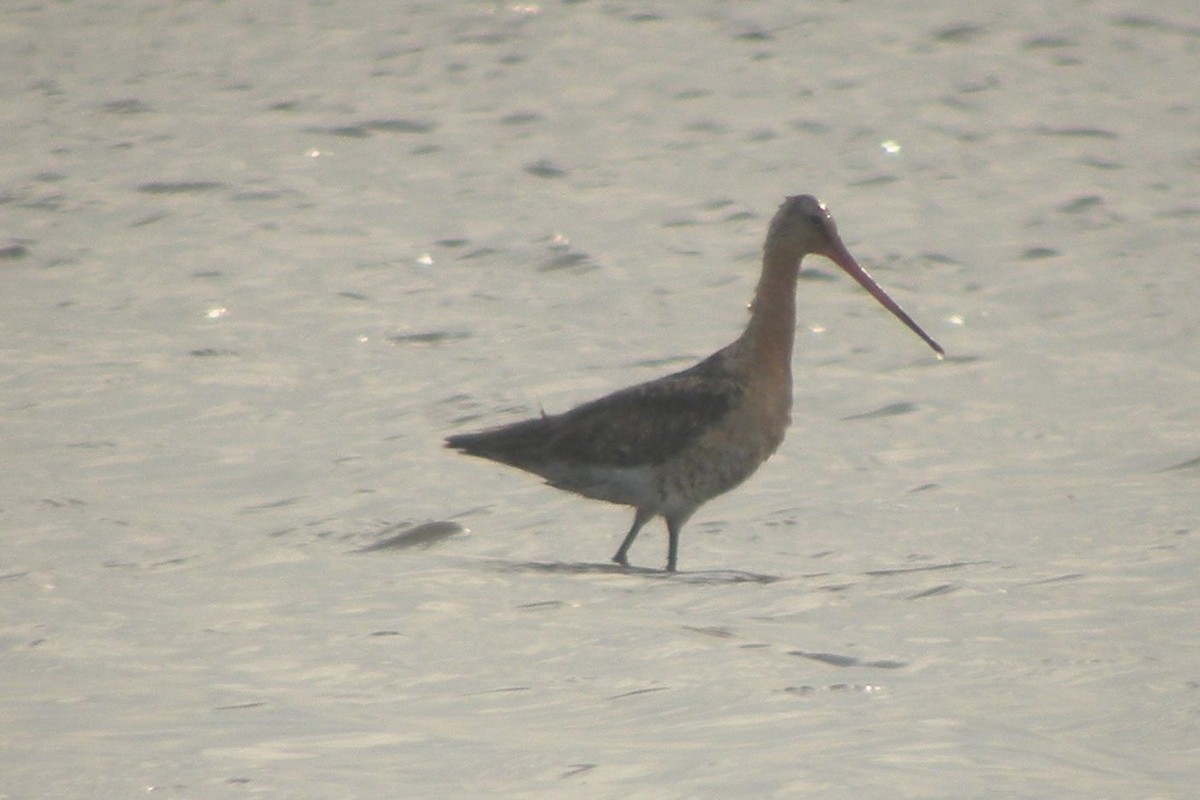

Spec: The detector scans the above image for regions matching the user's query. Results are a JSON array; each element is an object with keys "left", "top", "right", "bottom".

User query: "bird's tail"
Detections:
[{"left": 444, "top": 415, "right": 558, "bottom": 469}]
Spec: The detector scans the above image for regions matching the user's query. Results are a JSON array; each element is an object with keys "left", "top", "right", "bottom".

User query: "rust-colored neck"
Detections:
[{"left": 740, "top": 247, "right": 801, "bottom": 375}]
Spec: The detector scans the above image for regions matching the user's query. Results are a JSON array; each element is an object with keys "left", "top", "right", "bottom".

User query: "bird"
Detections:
[{"left": 445, "top": 195, "right": 943, "bottom": 572}]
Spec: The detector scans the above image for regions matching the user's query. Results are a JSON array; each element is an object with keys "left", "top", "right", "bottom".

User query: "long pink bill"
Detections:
[{"left": 822, "top": 238, "right": 945, "bottom": 358}]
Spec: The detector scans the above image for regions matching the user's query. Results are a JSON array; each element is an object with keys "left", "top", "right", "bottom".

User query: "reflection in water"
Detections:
[{"left": 355, "top": 520, "right": 469, "bottom": 552}]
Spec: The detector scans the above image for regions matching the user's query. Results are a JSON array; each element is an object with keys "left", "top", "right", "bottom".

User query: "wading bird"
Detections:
[{"left": 446, "top": 195, "right": 943, "bottom": 571}]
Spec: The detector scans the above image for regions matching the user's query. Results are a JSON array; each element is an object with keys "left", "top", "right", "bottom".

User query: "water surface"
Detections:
[{"left": 2, "top": 2, "right": 1197, "bottom": 797}]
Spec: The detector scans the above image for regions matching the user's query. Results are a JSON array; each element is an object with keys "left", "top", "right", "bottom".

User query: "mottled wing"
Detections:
[
  {"left": 445, "top": 349, "right": 743, "bottom": 471},
  {"left": 544, "top": 369, "right": 743, "bottom": 468}
]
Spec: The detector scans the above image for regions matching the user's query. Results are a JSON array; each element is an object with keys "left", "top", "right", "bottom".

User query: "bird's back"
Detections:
[{"left": 445, "top": 346, "right": 781, "bottom": 513}]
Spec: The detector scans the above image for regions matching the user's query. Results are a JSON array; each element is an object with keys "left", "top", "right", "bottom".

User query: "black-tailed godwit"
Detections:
[{"left": 446, "top": 195, "right": 943, "bottom": 571}]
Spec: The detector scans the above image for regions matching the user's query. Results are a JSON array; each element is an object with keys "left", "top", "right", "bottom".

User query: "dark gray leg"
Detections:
[
  {"left": 663, "top": 510, "right": 695, "bottom": 572},
  {"left": 613, "top": 508, "right": 653, "bottom": 566},
  {"left": 665, "top": 517, "right": 681, "bottom": 572}
]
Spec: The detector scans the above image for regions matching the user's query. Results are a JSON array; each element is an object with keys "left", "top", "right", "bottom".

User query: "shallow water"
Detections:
[{"left": 2, "top": 1, "right": 1198, "bottom": 797}]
